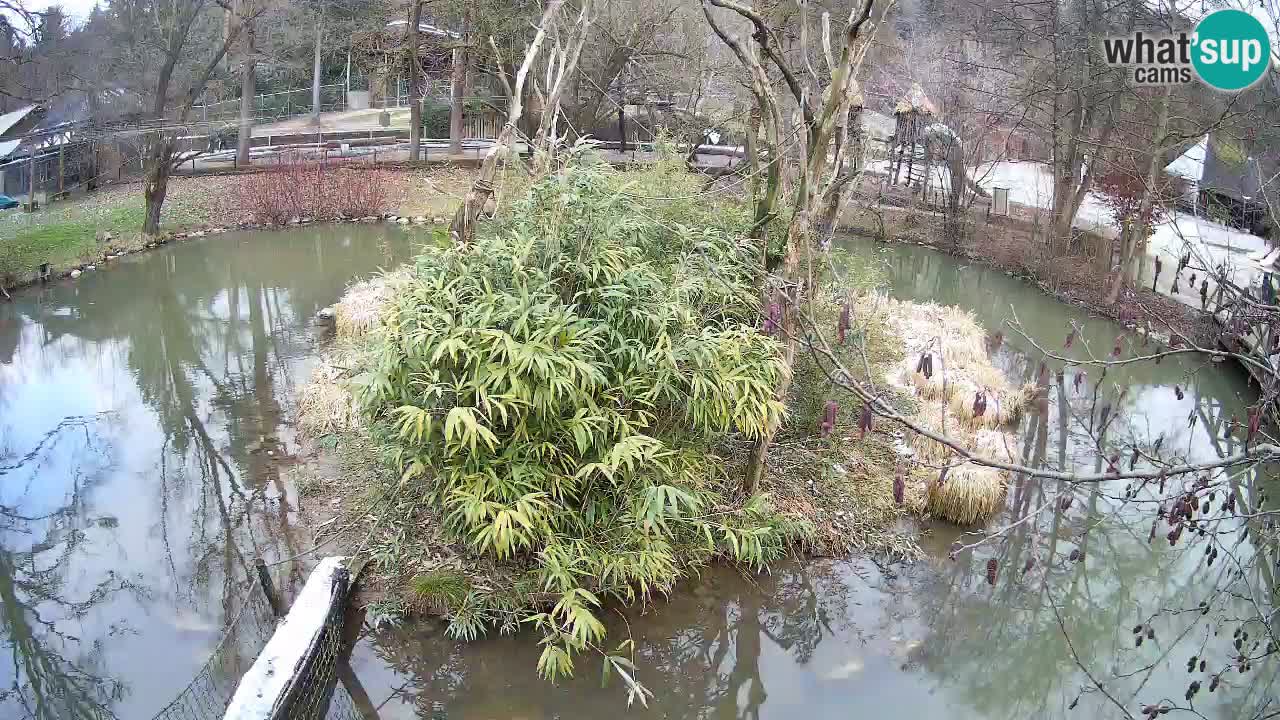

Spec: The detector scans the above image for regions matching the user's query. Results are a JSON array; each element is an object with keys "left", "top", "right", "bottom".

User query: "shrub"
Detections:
[
  {"left": 238, "top": 155, "right": 388, "bottom": 224},
  {"left": 354, "top": 156, "right": 801, "bottom": 678}
]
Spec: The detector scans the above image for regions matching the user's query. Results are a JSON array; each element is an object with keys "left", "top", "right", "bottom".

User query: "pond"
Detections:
[
  {"left": 0, "top": 225, "right": 422, "bottom": 719},
  {"left": 0, "top": 229, "right": 1273, "bottom": 719}
]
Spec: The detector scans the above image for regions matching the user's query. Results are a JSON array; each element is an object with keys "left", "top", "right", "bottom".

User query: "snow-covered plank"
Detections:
[{"left": 223, "top": 556, "right": 350, "bottom": 720}]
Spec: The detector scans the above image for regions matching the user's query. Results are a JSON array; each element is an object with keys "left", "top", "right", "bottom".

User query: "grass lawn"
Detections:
[{"left": 0, "top": 194, "right": 145, "bottom": 279}]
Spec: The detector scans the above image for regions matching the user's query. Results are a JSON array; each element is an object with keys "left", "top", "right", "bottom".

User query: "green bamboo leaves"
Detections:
[{"left": 361, "top": 160, "right": 802, "bottom": 681}]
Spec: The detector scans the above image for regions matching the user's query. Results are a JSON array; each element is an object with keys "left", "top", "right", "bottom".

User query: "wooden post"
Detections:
[
  {"left": 27, "top": 151, "right": 35, "bottom": 210},
  {"left": 255, "top": 557, "right": 283, "bottom": 616}
]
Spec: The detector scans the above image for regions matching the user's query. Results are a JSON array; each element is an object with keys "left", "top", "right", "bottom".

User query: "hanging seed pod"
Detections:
[
  {"left": 820, "top": 400, "right": 838, "bottom": 438},
  {"left": 1130, "top": 446, "right": 1141, "bottom": 470},
  {"left": 1187, "top": 655, "right": 1197, "bottom": 670},
  {"left": 1069, "top": 548, "right": 1081, "bottom": 562},
  {"left": 1226, "top": 492, "right": 1236, "bottom": 513},
  {"left": 1247, "top": 406, "right": 1261, "bottom": 448},
  {"left": 1073, "top": 372, "right": 1085, "bottom": 393},
  {"left": 1209, "top": 674, "right": 1219, "bottom": 692},
  {"left": 764, "top": 302, "right": 782, "bottom": 335},
  {"left": 1060, "top": 495, "right": 1074, "bottom": 511},
  {"left": 1174, "top": 385, "right": 1184, "bottom": 400},
  {"left": 1068, "top": 696, "right": 1079, "bottom": 710},
  {"left": 1147, "top": 627, "right": 1155, "bottom": 640},
  {"left": 1023, "top": 556, "right": 1035, "bottom": 574},
  {"left": 1149, "top": 520, "right": 1158, "bottom": 544},
  {"left": 915, "top": 352, "right": 928, "bottom": 375},
  {"left": 1189, "top": 272, "right": 1197, "bottom": 287},
  {"left": 1200, "top": 280, "right": 1209, "bottom": 307},
  {"left": 838, "top": 303, "right": 851, "bottom": 345},
  {"left": 1112, "top": 335, "right": 1124, "bottom": 358},
  {"left": 1168, "top": 523, "right": 1184, "bottom": 546},
  {"left": 893, "top": 469, "right": 905, "bottom": 506},
  {"left": 858, "top": 403, "right": 873, "bottom": 439},
  {"left": 985, "top": 558, "right": 998, "bottom": 585},
  {"left": 924, "top": 354, "right": 934, "bottom": 378},
  {"left": 1202, "top": 500, "right": 1210, "bottom": 514},
  {"left": 1136, "top": 634, "right": 1145, "bottom": 647},
  {"left": 1154, "top": 435, "right": 1164, "bottom": 455},
  {"left": 1199, "top": 659, "right": 1206, "bottom": 672},
  {"left": 1134, "top": 624, "right": 1146, "bottom": 635},
  {"left": 1065, "top": 328, "right": 1076, "bottom": 348},
  {"left": 1107, "top": 453, "right": 1120, "bottom": 477},
  {"left": 972, "top": 391, "right": 988, "bottom": 418},
  {"left": 1186, "top": 681, "right": 1200, "bottom": 702}
]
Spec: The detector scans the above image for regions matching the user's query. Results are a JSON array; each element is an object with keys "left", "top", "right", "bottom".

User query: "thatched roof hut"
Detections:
[{"left": 893, "top": 83, "right": 937, "bottom": 117}]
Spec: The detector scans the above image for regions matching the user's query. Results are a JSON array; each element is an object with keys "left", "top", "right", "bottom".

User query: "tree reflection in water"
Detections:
[{"left": 0, "top": 226, "right": 419, "bottom": 719}]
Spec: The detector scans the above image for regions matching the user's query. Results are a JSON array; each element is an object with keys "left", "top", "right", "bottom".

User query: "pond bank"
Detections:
[
  {"left": 0, "top": 166, "right": 472, "bottom": 293},
  {"left": 837, "top": 198, "right": 1217, "bottom": 348}
]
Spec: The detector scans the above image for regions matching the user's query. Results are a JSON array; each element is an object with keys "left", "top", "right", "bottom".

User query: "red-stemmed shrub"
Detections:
[{"left": 238, "top": 154, "right": 390, "bottom": 224}]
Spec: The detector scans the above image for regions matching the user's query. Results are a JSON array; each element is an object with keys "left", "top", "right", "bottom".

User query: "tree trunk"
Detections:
[
  {"left": 311, "top": 15, "right": 323, "bottom": 123},
  {"left": 1106, "top": 86, "right": 1172, "bottom": 305},
  {"left": 407, "top": 1, "right": 422, "bottom": 161},
  {"left": 143, "top": 138, "right": 172, "bottom": 238},
  {"left": 449, "top": 0, "right": 563, "bottom": 244},
  {"left": 448, "top": 10, "right": 470, "bottom": 156},
  {"left": 236, "top": 19, "right": 256, "bottom": 166}
]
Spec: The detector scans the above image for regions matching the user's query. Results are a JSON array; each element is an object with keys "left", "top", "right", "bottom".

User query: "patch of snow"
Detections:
[
  {"left": 223, "top": 556, "right": 348, "bottom": 720},
  {"left": 0, "top": 139, "right": 19, "bottom": 159}
]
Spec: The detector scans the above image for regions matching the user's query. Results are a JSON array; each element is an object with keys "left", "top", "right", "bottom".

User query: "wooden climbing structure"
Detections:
[{"left": 888, "top": 83, "right": 937, "bottom": 189}]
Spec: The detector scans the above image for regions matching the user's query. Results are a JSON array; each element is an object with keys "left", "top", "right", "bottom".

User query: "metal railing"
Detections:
[{"left": 193, "top": 84, "right": 348, "bottom": 124}]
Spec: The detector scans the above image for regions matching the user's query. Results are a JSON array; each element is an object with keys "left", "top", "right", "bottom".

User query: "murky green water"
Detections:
[
  {"left": 0, "top": 225, "right": 421, "bottom": 719},
  {"left": 2, "top": 230, "right": 1273, "bottom": 719}
]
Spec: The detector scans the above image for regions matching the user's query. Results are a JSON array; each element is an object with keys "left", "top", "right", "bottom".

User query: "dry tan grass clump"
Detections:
[
  {"left": 297, "top": 358, "right": 362, "bottom": 435},
  {"left": 924, "top": 465, "right": 1008, "bottom": 525},
  {"left": 880, "top": 296, "right": 1019, "bottom": 526},
  {"left": 333, "top": 269, "right": 410, "bottom": 339}
]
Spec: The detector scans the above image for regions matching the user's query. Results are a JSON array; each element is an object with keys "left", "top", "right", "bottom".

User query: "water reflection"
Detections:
[
  {"left": 0, "top": 226, "right": 418, "bottom": 719},
  {"left": 348, "top": 239, "right": 1274, "bottom": 720},
  {"left": 354, "top": 560, "right": 941, "bottom": 720}
]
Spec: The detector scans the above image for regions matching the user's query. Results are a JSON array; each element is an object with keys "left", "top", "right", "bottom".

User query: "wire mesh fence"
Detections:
[
  {"left": 151, "top": 560, "right": 367, "bottom": 720},
  {"left": 150, "top": 580, "right": 278, "bottom": 720}
]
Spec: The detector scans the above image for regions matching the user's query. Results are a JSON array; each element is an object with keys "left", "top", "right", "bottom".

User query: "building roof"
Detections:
[
  {"left": 1164, "top": 135, "right": 1206, "bottom": 183},
  {"left": 384, "top": 19, "right": 460, "bottom": 39},
  {"left": 0, "top": 105, "right": 37, "bottom": 138}
]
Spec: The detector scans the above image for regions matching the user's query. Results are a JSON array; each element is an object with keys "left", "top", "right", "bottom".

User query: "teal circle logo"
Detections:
[{"left": 1192, "top": 9, "right": 1272, "bottom": 91}]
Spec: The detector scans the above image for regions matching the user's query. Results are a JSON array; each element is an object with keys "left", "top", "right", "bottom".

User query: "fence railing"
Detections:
[{"left": 193, "top": 85, "right": 348, "bottom": 124}]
